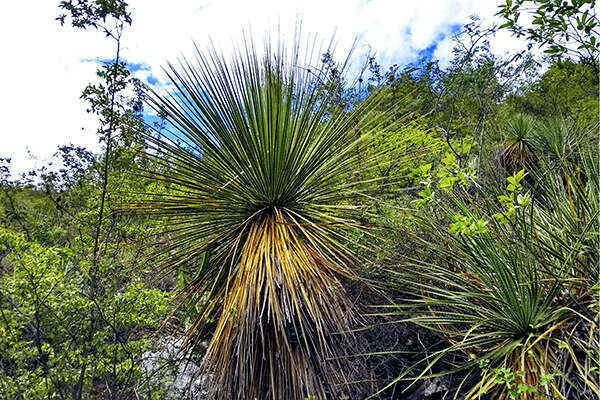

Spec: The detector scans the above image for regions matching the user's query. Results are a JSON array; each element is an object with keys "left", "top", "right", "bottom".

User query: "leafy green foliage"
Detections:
[
  {"left": 0, "top": 228, "right": 171, "bottom": 400},
  {"left": 493, "top": 169, "right": 531, "bottom": 223},
  {"left": 57, "top": 0, "right": 132, "bottom": 32},
  {"left": 506, "top": 60, "right": 599, "bottom": 128},
  {"left": 0, "top": 3, "right": 178, "bottom": 399},
  {"left": 498, "top": 0, "right": 599, "bottom": 73}
]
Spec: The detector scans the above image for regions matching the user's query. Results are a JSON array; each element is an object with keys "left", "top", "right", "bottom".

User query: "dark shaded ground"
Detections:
[{"left": 342, "top": 272, "right": 472, "bottom": 400}]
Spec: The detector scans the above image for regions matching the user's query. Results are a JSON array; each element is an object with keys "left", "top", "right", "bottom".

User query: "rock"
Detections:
[
  {"left": 422, "top": 377, "right": 450, "bottom": 398},
  {"left": 141, "top": 336, "right": 210, "bottom": 399}
]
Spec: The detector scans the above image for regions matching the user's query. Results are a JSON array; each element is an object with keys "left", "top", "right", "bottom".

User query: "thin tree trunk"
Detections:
[
  {"left": 91, "top": 36, "right": 121, "bottom": 285},
  {"left": 477, "top": 112, "right": 486, "bottom": 181}
]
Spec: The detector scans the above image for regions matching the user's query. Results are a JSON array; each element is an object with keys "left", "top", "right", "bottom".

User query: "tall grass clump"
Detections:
[
  {"left": 130, "top": 33, "right": 399, "bottom": 399},
  {"left": 383, "top": 142, "right": 599, "bottom": 399}
]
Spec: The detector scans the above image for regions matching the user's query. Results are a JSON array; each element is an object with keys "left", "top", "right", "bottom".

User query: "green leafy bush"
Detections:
[{"left": 0, "top": 228, "right": 171, "bottom": 399}]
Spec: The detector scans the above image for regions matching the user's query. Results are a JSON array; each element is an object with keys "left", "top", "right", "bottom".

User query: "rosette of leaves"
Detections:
[
  {"left": 499, "top": 113, "right": 537, "bottom": 174},
  {"left": 131, "top": 35, "right": 399, "bottom": 399}
]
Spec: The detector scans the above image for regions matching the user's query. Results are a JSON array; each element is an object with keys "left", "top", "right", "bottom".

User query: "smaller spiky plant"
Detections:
[
  {"left": 532, "top": 118, "right": 578, "bottom": 163},
  {"left": 499, "top": 114, "right": 537, "bottom": 173},
  {"left": 382, "top": 147, "right": 599, "bottom": 399}
]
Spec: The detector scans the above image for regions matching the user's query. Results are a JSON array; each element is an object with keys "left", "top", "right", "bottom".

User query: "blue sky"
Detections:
[
  {"left": 1, "top": 0, "right": 528, "bottom": 176},
  {"left": 416, "top": 24, "right": 463, "bottom": 61}
]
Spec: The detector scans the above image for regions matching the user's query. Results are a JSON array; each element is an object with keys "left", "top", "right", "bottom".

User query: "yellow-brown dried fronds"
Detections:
[{"left": 203, "top": 207, "right": 355, "bottom": 400}]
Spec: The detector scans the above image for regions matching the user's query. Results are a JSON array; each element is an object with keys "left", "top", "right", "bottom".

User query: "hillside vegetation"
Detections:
[{"left": 0, "top": 1, "right": 598, "bottom": 399}]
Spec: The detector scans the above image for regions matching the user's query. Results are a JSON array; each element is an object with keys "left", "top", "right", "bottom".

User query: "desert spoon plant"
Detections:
[{"left": 133, "top": 35, "right": 397, "bottom": 399}]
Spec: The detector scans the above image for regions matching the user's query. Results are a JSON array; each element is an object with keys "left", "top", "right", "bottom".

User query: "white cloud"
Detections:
[{"left": 1, "top": 0, "right": 528, "bottom": 176}]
